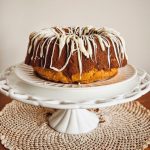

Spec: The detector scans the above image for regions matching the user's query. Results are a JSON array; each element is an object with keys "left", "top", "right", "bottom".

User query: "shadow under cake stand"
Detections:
[{"left": 0, "top": 63, "right": 150, "bottom": 134}]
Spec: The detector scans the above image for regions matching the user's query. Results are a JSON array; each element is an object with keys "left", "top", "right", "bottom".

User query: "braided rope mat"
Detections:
[{"left": 0, "top": 100, "right": 150, "bottom": 150}]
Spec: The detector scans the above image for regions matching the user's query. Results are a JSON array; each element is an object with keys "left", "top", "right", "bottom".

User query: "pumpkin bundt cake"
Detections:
[{"left": 25, "top": 26, "right": 127, "bottom": 83}]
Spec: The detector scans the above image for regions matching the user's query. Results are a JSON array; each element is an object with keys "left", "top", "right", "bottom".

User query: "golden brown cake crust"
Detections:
[{"left": 34, "top": 67, "right": 118, "bottom": 84}]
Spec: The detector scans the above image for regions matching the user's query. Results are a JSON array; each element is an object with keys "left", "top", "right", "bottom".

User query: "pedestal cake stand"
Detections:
[{"left": 0, "top": 63, "right": 150, "bottom": 134}]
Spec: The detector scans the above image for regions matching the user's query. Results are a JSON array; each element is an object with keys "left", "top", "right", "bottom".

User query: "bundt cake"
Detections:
[{"left": 25, "top": 26, "right": 127, "bottom": 83}]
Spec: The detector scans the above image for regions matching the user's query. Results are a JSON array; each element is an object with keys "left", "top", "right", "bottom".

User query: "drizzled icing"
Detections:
[{"left": 27, "top": 26, "right": 127, "bottom": 76}]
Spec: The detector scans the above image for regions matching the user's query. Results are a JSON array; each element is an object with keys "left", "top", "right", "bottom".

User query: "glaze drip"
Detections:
[{"left": 27, "top": 26, "right": 127, "bottom": 76}]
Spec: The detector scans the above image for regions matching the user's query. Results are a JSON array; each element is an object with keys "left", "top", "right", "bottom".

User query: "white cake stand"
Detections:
[{"left": 0, "top": 63, "right": 150, "bottom": 134}]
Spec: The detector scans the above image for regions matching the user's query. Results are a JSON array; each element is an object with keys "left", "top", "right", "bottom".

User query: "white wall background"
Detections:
[{"left": 0, "top": 0, "right": 150, "bottom": 72}]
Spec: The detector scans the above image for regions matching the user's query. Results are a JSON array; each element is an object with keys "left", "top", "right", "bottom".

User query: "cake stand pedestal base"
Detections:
[{"left": 48, "top": 109, "right": 99, "bottom": 134}]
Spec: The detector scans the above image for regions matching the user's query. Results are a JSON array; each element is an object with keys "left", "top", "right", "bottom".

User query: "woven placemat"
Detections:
[{"left": 0, "top": 100, "right": 150, "bottom": 150}]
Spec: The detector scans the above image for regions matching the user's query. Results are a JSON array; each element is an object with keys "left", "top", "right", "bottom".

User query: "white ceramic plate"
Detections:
[{"left": 5, "top": 63, "right": 139, "bottom": 102}]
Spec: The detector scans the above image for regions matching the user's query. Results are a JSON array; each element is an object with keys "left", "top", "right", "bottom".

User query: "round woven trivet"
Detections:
[{"left": 0, "top": 101, "right": 150, "bottom": 150}]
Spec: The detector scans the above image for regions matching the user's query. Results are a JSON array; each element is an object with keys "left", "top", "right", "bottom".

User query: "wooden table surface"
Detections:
[{"left": 0, "top": 92, "right": 150, "bottom": 150}]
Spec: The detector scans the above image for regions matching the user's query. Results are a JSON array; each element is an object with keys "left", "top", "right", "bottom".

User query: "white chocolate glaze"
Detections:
[{"left": 27, "top": 26, "right": 127, "bottom": 76}]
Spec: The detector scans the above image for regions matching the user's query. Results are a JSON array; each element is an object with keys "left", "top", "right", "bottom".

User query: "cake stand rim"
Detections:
[{"left": 0, "top": 65, "right": 149, "bottom": 109}]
